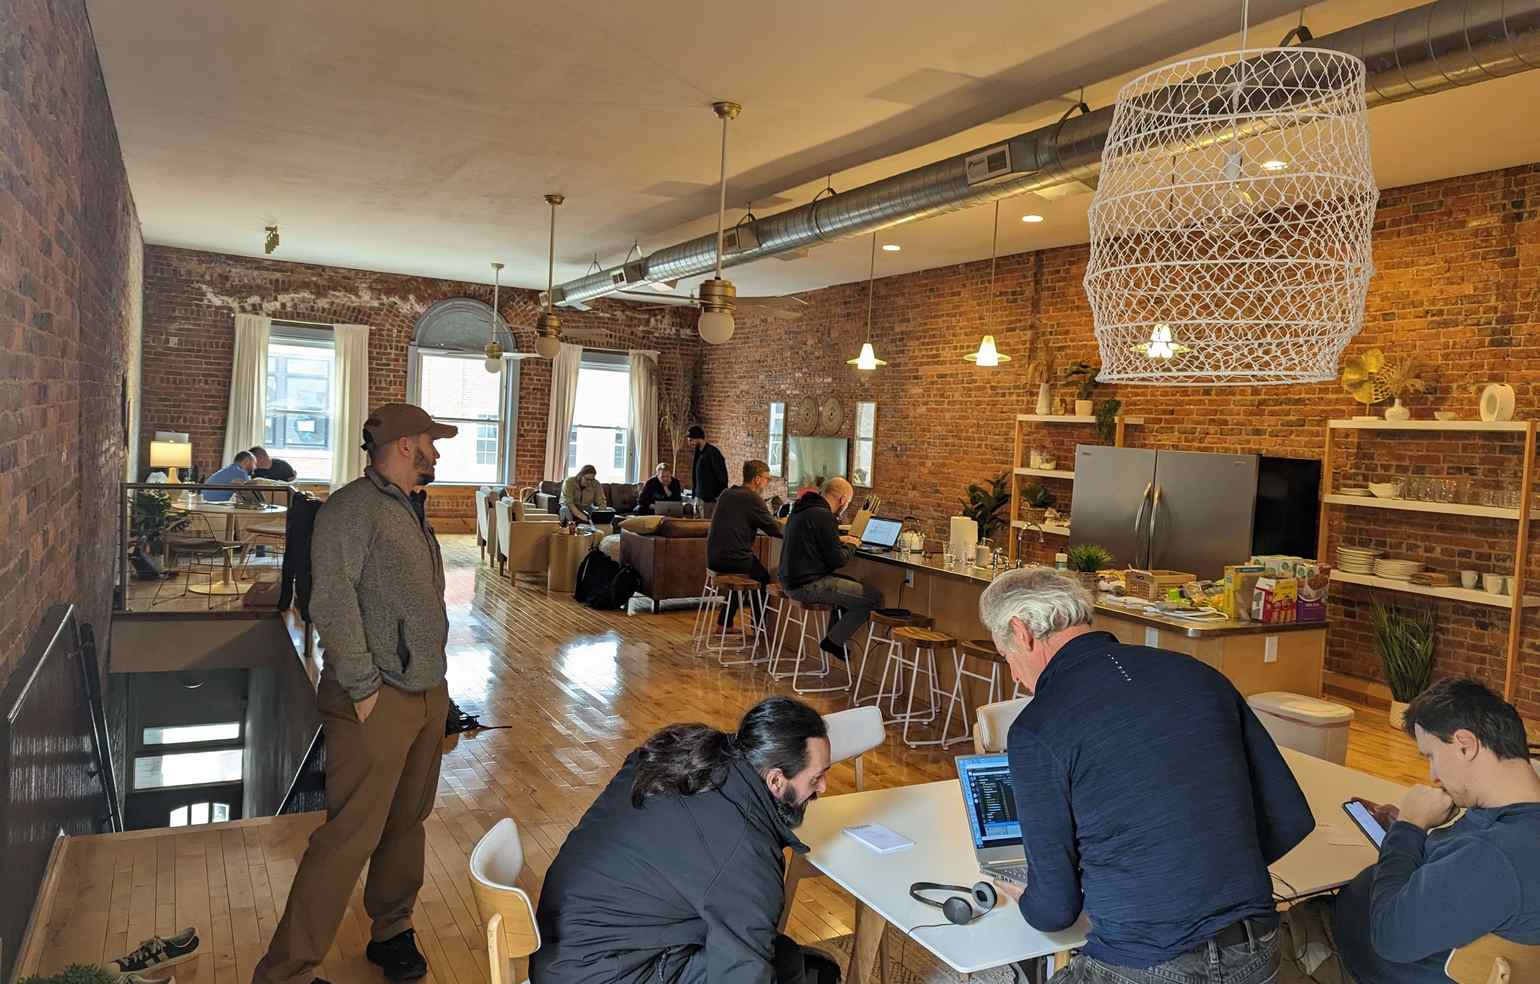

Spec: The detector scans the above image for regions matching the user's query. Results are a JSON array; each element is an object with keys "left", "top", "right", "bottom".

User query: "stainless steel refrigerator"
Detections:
[{"left": 1069, "top": 447, "right": 1316, "bottom": 580}]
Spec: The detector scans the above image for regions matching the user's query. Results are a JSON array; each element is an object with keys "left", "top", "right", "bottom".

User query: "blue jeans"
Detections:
[
  {"left": 787, "top": 575, "right": 883, "bottom": 645},
  {"left": 1050, "top": 921, "right": 1280, "bottom": 984}
]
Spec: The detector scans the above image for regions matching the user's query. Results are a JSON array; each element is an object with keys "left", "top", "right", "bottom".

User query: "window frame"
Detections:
[
  {"left": 265, "top": 322, "right": 338, "bottom": 482},
  {"left": 406, "top": 347, "right": 520, "bottom": 486}
]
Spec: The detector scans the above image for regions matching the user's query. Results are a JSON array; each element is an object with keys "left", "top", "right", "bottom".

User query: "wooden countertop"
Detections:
[{"left": 851, "top": 549, "right": 1327, "bottom": 639}]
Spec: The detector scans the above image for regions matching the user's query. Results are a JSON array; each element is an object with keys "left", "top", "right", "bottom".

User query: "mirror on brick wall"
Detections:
[
  {"left": 853, "top": 401, "right": 876, "bottom": 487},
  {"left": 768, "top": 402, "right": 785, "bottom": 477}
]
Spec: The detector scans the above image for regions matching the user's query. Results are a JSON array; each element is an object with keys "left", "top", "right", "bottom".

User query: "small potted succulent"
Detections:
[
  {"left": 1373, "top": 598, "right": 1435, "bottom": 727},
  {"left": 1067, "top": 543, "right": 1114, "bottom": 591},
  {"left": 1066, "top": 362, "right": 1100, "bottom": 418}
]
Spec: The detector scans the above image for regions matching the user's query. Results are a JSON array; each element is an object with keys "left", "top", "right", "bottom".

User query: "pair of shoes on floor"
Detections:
[
  {"left": 819, "top": 637, "right": 849, "bottom": 662},
  {"left": 367, "top": 928, "right": 429, "bottom": 981},
  {"left": 107, "top": 927, "right": 200, "bottom": 976}
]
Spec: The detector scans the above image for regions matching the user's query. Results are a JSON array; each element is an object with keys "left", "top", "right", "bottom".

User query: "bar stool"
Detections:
[
  {"left": 691, "top": 570, "right": 724, "bottom": 655},
  {"left": 708, "top": 574, "right": 764, "bottom": 668},
  {"left": 754, "top": 581, "right": 790, "bottom": 669},
  {"left": 773, "top": 600, "right": 852, "bottom": 695},
  {"left": 851, "top": 610, "right": 933, "bottom": 708},
  {"left": 961, "top": 638, "right": 1026, "bottom": 699},
  {"left": 885, "top": 626, "right": 964, "bottom": 748}
]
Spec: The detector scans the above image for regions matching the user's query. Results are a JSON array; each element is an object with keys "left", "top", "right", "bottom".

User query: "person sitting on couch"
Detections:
[
  {"left": 560, "top": 464, "right": 608, "bottom": 524},
  {"left": 637, "top": 462, "right": 683, "bottom": 514}
]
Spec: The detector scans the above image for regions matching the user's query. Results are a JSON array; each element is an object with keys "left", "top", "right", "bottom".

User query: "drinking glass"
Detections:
[
  {"left": 1404, "top": 477, "right": 1426, "bottom": 501},
  {"left": 943, "top": 550, "right": 957, "bottom": 569}
]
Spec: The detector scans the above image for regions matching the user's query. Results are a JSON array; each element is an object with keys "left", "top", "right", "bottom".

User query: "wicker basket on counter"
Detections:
[{"left": 1125, "top": 569, "right": 1196, "bottom": 600}]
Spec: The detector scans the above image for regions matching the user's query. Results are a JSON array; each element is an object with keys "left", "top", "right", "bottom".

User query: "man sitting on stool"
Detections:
[
  {"left": 707, "top": 458, "right": 783, "bottom": 627},
  {"left": 779, "top": 476, "right": 879, "bottom": 662},
  {"left": 559, "top": 464, "right": 607, "bottom": 524}
]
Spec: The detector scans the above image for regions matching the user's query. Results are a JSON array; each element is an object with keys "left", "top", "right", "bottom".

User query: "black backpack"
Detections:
[
  {"left": 597, "top": 564, "right": 643, "bottom": 611},
  {"left": 573, "top": 548, "right": 621, "bottom": 605}
]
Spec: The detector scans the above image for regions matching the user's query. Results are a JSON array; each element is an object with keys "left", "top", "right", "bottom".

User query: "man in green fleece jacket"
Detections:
[{"left": 253, "top": 403, "right": 456, "bottom": 984}]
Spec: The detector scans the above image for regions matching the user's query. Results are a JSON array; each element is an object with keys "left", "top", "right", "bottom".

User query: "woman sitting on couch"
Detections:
[{"left": 637, "top": 462, "right": 683, "bottom": 514}]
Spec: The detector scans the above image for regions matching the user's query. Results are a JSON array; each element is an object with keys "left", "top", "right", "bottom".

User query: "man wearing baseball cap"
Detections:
[{"left": 254, "top": 402, "right": 457, "bottom": 984}]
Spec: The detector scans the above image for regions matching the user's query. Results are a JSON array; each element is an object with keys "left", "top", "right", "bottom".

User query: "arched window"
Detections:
[{"left": 406, "top": 299, "right": 520, "bottom": 484}]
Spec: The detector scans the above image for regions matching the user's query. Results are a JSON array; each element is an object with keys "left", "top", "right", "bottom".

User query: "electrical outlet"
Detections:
[
  {"left": 1264, "top": 636, "right": 1278, "bottom": 663},
  {"left": 904, "top": 570, "right": 914, "bottom": 588}
]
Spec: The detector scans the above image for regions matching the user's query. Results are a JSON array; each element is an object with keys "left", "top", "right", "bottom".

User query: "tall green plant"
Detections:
[
  {"left": 1095, "top": 398, "right": 1122, "bottom": 443},
  {"left": 131, "top": 490, "right": 187, "bottom": 549},
  {"left": 1372, "top": 598, "right": 1435, "bottom": 702},
  {"left": 960, "top": 471, "right": 1011, "bottom": 541}
]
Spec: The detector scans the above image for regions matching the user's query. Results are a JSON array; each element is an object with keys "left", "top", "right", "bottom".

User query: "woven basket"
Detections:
[{"left": 1126, "top": 569, "right": 1196, "bottom": 600}]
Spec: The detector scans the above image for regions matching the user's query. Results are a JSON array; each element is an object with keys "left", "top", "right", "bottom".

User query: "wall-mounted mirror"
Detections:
[
  {"left": 786, "top": 437, "right": 848, "bottom": 489},
  {"left": 853, "top": 401, "right": 876, "bottom": 487},
  {"left": 768, "top": 402, "right": 785, "bottom": 476}
]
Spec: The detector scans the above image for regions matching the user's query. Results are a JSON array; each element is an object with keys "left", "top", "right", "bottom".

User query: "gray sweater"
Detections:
[{"left": 310, "top": 468, "right": 448, "bottom": 701}]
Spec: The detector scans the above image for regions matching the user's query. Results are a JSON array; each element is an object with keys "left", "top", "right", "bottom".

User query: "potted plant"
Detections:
[
  {"left": 130, "top": 489, "right": 189, "bottom": 576},
  {"left": 1067, "top": 543, "right": 1115, "bottom": 591},
  {"left": 1019, "top": 482, "right": 1057, "bottom": 525},
  {"left": 21, "top": 965, "right": 119, "bottom": 984},
  {"left": 1094, "top": 398, "right": 1122, "bottom": 443},
  {"left": 960, "top": 471, "right": 1011, "bottom": 542},
  {"left": 1066, "top": 362, "right": 1100, "bottom": 418},
  {"left": 1372, "top": 597, "right": 1435, "bottom": 727}
]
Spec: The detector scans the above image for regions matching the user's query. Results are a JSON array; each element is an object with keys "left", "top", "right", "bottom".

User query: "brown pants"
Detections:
[{"left": 253, "top": 677, "right": 450, "bottom": 984}]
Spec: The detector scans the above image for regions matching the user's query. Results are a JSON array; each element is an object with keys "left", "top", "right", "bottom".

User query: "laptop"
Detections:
[
  {"left": 858, "top": 515, "right": 903, "bottom": 552},
  {"left": 653, "top": 501, "right": 686, "bottom": 517},
  {"left": 954, "top": 754, "right": 1030, "bottom": 885}
]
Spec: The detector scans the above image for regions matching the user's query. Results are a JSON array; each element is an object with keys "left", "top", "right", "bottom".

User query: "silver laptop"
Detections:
[
  {"left": 859, "top": 516, "right": 904, "bottom": 552},
  {"left": 955, "top": 754, "right": 1029, "bottom": 885},
  {"left": 653, "top": 501, "right": 686, "bottom": 517}
]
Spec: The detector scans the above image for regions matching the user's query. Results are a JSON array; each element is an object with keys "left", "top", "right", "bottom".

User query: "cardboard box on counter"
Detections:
[{"left": 1251, "top": 576, "right": 1298, "bottom": 624}]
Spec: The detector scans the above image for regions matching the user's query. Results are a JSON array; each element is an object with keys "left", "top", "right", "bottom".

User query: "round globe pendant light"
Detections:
[
  {"left": 534, "top": 194, "right": 564, "bottom": 360},
  {"left": 1084, "top": 1, "right": 1377, "bottom": 385},
  {"left": 965, "top": 201, "right": 1012, "bottom": 366},
  {"left": 483, "top": 261, "right": 505, "bottom": 373},
  {"left": 846, "top": 234, "right": 887, "bottom": 371},
  {"left": 697, "top": 101, "right": 741, "bottom": 344}
]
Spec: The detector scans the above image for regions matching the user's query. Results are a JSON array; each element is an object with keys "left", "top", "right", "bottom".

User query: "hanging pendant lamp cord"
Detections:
[
  {"left": 864, "top": 233, "right": 877, "bottom": 341},
  {"left": 989, "top": 200, "right": 1000, "bottom": 298},
  {"left": 714, "top": 114, "right": 728, "bottom": 279},
  {"left": 546, "top": 201, "right": 556, "bottom": 313},
  {"left": 491, "top": 267, "right": 500, "bottom": 343}
]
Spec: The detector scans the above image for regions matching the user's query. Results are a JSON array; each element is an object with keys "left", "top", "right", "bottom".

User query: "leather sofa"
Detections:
[
  {"left": 496, "top": 498, "right": 561, "bottom": 581},
  {"left": 532, "top": 480, "right": 642, "bottom": 517},
  {"left": 620, "top": 518, "right": 711, "bottom": 605}
]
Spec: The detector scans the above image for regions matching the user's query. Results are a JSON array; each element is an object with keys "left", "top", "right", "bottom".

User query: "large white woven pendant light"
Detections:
[{"left": 1084, "top": 2, "right": 1378, "bottom": 385}]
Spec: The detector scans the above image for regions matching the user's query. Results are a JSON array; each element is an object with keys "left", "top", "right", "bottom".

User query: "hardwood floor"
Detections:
[{"left": 29, "top": 535, "right": 1433, "bottom": 984}]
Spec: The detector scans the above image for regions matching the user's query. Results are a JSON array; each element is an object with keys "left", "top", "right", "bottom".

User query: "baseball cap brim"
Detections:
[{"left": 427, "top": 421, "right": 458, "bottom": 439}]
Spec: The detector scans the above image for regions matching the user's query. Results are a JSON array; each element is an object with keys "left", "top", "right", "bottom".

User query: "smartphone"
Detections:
[{"left": 1342, "top": 799, "right": 1388, "bottom": 848}]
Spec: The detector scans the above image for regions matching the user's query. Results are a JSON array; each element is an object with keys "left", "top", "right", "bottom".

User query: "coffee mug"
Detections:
[
  {"left": 1483, "top": 573, "right": 1506, "bottom": 594},
  {"left": 1460, "top": 570, "right": 1479, "bottom": 589}
]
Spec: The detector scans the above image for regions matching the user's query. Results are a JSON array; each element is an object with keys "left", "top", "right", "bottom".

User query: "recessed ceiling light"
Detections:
[
  {"left": 1261, "top": 159, "right": 1289, "bottom": 172},
  {"left": 1021, "top": 214, "right": 1045, "bottom": 223},
  {"left": 882, "top": 243, "right": 901, "bottom": 252}
]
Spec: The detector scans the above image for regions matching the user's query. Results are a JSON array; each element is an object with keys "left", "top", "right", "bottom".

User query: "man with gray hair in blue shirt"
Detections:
[{"left": 978, "top": 568, "right": 1314, "bottom": 984}]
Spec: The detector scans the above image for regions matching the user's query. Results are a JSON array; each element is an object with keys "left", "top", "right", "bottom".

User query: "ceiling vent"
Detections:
[
  {"left": 964, "top": 144, "right": 1013, "bottom": 185},
  {"left": 722, "top": 223, "right": 760, "bottom": 254}
]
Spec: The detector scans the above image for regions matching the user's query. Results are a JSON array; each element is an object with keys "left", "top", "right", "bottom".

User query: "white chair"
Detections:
[
  {"left": 973, "top": 697, "right": 1031, "bottom": 755},
  {"left": 824, "top": 705, "right": 885, "bottom": 792},
  {"left": 470, "top": 819, "right": 541, "bottom": 984}
]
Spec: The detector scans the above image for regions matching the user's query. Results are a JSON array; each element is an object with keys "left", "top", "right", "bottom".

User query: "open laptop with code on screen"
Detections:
[{"left": 955, "top": 753, "right": 1029, "bottom": 885}]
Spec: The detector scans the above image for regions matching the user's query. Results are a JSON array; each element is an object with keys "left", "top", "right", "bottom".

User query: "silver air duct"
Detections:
[{"left": 552, "top": 0, "right": 1540, "bottom": 307}]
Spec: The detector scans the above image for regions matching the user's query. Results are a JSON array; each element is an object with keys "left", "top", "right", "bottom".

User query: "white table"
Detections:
[
  {"left": 790, "top": 747, "right": 1410, "bottom": 982},
  {"left": 172, "top": 498, "right": 287, "bottom": 595}
]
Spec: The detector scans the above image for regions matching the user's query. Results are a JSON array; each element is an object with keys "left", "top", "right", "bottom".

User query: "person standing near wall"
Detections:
[{"left": 252, "top": 402, "right": 456, "bottom": 984}]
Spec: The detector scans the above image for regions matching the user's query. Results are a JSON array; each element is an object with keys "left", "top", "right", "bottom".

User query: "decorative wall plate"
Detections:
[
  {"left": 818, "top": 397, "right": 844, "bottom": 435},
  {"left": 788, "top": 396, "right": 819, "bottom": 434}
]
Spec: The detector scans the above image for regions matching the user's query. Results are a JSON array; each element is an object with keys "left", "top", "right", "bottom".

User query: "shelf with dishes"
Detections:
[
  {"left": 1323, "top": 493, "right": 1521, "bottom": 521},
  {"left": 1328, "top": 571, "right": 1540, "bottom": 609},
  {"left": 1013, "top": 467, "right": 1075, "bottom": 480},
  {"left": 1011, "top": 519, "right": 1070, "bottom": 536}
]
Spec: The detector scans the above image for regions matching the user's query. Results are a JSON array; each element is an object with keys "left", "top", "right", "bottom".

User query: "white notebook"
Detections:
[{"left": 842, "top": 822, "right": 915, "bottom": 854}]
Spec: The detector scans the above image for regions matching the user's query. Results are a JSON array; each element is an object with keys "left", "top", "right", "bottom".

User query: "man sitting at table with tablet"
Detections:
[
  {"left": 978, "top": 568, "right": 1315, "bottom": 984},
  {"left": 1281, "top": 677, "right": 1540, "bottom": 984}
]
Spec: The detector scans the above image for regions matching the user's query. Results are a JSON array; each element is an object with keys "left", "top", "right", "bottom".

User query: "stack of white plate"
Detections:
[
  {"left": 1339, "top": 487, "right": 1371, "bottom": 497},
  {"left": 1336, "top": 546, "right": 1381, "bottom": 573},
  {"left": 1373, "top": 558, "right": 1424, "bottom": 581}
]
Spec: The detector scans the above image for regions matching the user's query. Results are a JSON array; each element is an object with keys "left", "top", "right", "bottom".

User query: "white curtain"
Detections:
[
  {"left": 331, "top": 324, "right": 371, "bottom": 490},
  {"left": 627, "top": 351, "right": 658, "bottom": 483},
  {"left": 543, "top": 342, "right": 583, "bottom": 481},
  {"left": 222, "top": 313, "right": 271, "bottom": 466}
]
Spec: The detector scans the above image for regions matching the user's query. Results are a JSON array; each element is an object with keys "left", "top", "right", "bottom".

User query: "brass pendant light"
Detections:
[
  {"left": 846, "top": 234, "right": 887, "bottom": 370},
  {"left": 697, "top": 101, "right": 741, "bottom": 345},
  {"left": 534, "top": 194, "right": 564, "bottom": 360},
  {"left": 965, "top": 200, "right": 1012, "bottom": 367},
  {"left": 483, "top": 261, "right": 505, "bottom": 373}
]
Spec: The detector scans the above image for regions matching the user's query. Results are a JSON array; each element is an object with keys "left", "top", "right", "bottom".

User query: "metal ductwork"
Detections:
[{"left": 551, "top": 0, "right": 1540, "bottom": 307}]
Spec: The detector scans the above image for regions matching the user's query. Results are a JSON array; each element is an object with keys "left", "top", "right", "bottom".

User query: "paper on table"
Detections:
[
  {"left": 843, "top": 822, "right": 916, "bottom": 854},
  {"left": 1315, "top": 823, "right": 1368, "bottom": 848}
]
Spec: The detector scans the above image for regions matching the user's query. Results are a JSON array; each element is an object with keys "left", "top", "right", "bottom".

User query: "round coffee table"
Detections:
[{"left": 171, "top": 497, "right": 287, "bottom": 595}]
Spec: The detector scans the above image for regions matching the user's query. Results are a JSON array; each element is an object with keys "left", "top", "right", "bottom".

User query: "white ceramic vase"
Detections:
[
  {"left": 1384, "top": 398, "right": 1410, "bottom": 422},
  {"left": 1389, "top": 700, "right": 1409, "bottom": 730},
  {"left": 1036, "top": 383, "right": 1052, "bottom": 416},
  {"left": 1075, "top": 399, "right": 1094, "bottom": 418}
]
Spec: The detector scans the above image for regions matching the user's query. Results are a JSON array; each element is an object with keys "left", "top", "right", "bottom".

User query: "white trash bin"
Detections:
[{"left": 1247, "top": 691, "right": 1354, "bottom": 765}]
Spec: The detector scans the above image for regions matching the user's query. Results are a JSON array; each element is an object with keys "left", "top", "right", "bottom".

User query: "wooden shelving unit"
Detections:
[
  {"left": 1317, "top": 417, "right": 1537, "bottom": 700},
  {"left": 1007, "top": 412, "right": 1139, "bottom": 564},
  {"left": 1012, "top": 518, "right": 1071, "bottom": 537}
]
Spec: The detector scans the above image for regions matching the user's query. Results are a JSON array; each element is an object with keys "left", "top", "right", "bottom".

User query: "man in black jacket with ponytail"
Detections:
[{"left": 532, "top": 697, "right": 838, "bottom": 984}]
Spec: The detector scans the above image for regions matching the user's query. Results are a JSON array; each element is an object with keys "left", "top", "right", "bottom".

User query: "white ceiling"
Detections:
[{"left": 89, "top": 0, "right": 1540, "bottom": 300}]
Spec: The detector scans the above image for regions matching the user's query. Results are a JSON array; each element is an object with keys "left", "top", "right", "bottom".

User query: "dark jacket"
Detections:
[
  {"left": 278, "top": 490, "right": 324, "bottom": 619},
  {"left": 638, "top": 475, "right": 683, "bottom": 514},
  {"left": 1007, "top": 631, "right": 1314, "bottom": 968},
  {"left": 707, "top": 485, "right": 782, "bottom": 570},
  {"left": 777, "top": 492, "right": 852, "bottom": 590},
  {"left": 254, "top": 458, "right": 297, "bottom": 482},
  {"left": 692, "top": 443, "right": 729, "bottom": 502},
  {"left": 531, "top": 753, "right": 807, "bottom": 984}
]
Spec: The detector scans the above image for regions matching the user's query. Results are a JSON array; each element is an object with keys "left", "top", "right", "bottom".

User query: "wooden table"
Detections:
[{"left": 172, "top": 497, "right": 287, "bottom": 595}]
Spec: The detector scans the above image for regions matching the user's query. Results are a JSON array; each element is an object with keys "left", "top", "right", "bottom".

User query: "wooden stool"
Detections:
[
  {"left": 691, "top": 570, "right": 724, "bottom": 654},
  {"left": 883, "top": 626, "right": 962, "bottom": 747},
  {"left": 852, "top": 610, "right": 934, "bottom": 708},
  {"left": 709, "top": 574, "right": 764, "bottom": 668},
  {"left": 961, "top": 638, "right": 1026, "bottom": 699}
]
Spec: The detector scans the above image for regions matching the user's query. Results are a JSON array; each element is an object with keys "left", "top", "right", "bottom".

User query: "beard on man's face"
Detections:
[
  {"left": 412, "top": 447, "right": 436, "bottom": 485},
  {"left": 774, "top": 784, "right": 816, "bottom": 828}
]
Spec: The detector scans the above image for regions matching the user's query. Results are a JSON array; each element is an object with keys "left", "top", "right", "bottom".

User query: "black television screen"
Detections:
[{"left": 1252, "top": 456, "right": 1322, "bottom": 559}]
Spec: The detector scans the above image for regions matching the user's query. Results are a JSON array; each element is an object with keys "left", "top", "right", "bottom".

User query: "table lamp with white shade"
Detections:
[{"left": 150, "top": 440, "right": 192, "bottom": 483}]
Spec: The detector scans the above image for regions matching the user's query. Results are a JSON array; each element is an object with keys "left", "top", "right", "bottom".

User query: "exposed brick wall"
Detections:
[
  {"left": 701, "top": 163, "right": 1540, "bottom": 714},
  {"left": 0, "top": 0, "right": 143, "bottom": 689},
  {"left": 140, "top": 246, "right": 703, "bottom": 502}
]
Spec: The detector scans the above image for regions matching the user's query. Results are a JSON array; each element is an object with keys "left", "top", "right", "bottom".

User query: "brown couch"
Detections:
[
  {"left": 533, "top": 480, "right": 642, "bottom": 517},
  {"left": 620, "top": 519, "right": 711, "bottom": 604}
]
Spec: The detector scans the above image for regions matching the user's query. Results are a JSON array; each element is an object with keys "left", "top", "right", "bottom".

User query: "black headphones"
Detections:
[{"left": 908, "top": 881, "right": 998, "bottom": 925}]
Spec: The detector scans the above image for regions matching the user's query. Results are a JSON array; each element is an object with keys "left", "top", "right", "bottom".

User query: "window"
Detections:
[
  {"left": 143, "top": 723, "right": 241, "bottom": 745},
  {"left": 415, "top": 352, "right": 506, "bottom": 484},
  {"left": 133, "top": 749, "right": 244, "bottom": 790},
  {"left": 265, "top": 324, "right": 336, "bottom": 481},
  {"left": 170, "top": 802, "right": 231, "bottom": 828},
  {"left": 768, "top": 402, "right": 785, "bottom": 477},
  {"left": 853, "top": 401, "right": 876, "bottom": 487},
  {"left": 567, "top": 353, "right": 632, "bottom": 483}
]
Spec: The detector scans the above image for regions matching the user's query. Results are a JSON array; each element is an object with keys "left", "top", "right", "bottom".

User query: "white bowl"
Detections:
[{"left": 1368, "top": 482, "right": 1403, "bottom": 498}]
